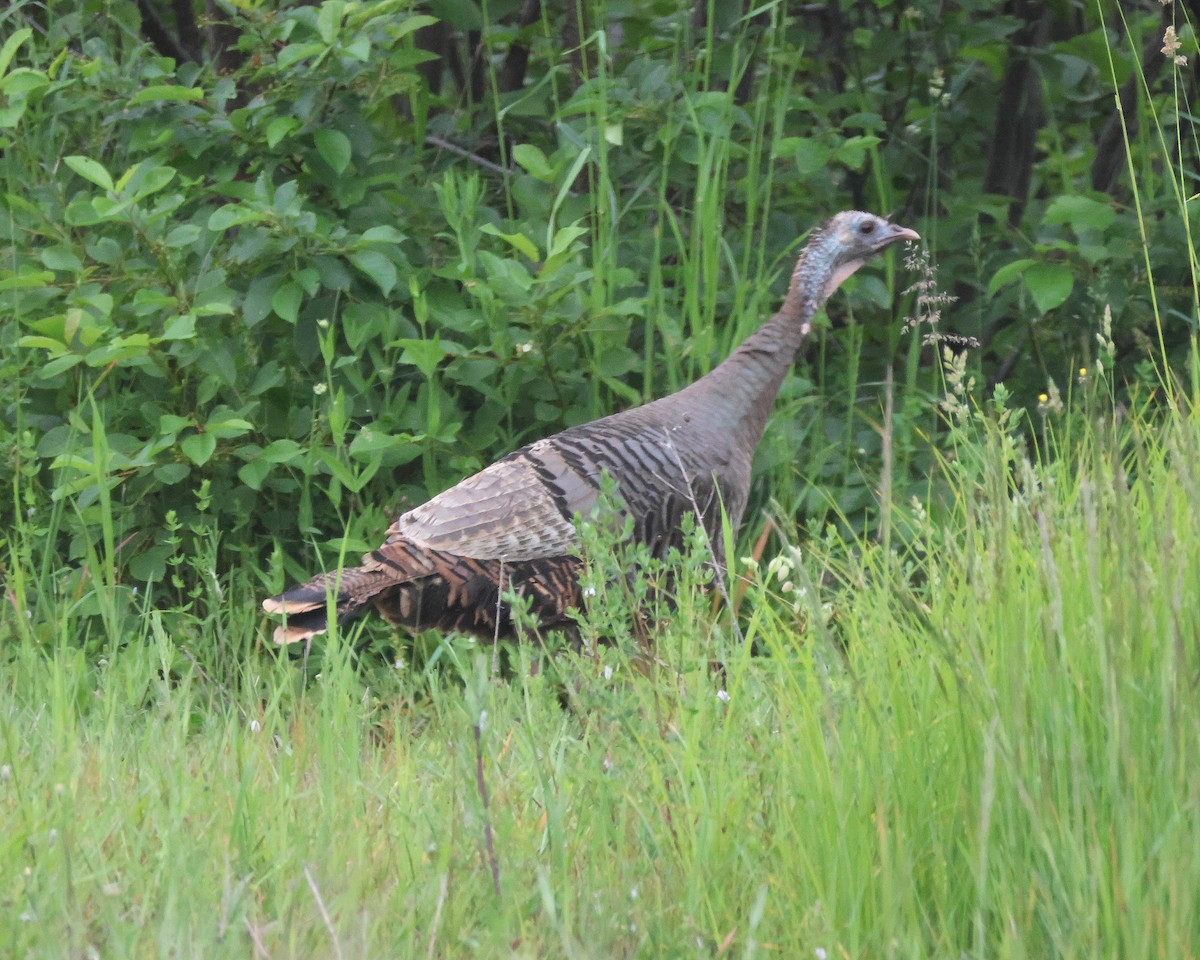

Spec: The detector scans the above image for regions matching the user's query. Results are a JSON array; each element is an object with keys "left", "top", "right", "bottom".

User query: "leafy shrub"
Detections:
[{"left": 1, "top": 0, "right": 1195, "bottom": 647}]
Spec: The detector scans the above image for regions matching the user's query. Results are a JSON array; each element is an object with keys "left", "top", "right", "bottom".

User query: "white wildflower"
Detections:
[
  {"left": 1162, "top": 25, "right": 1182, "bottom": 59},
  {"left": 766, "top": 555, "right": 793, "bottom": 582}
]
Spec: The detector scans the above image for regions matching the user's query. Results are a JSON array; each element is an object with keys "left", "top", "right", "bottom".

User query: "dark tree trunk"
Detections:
[
  {"left": 1091, "top": 4, "right": 1173, "bottom": 193},
  {"left": 136, "top": 0, "right": 197, "bottom": 63},
  {"left": 983, "top": 0, "right": 1050, "bottom": 226},
  {"left": 204, "top": 0, "right": 245, "bottom": 78},
  {"left": 498, "top": 0, "right": 543, "bottom": 93}
]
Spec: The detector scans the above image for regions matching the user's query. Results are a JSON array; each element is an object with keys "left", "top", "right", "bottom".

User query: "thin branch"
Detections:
[
  {"left": 493, "top": 559, "right": 504, "bottom": 676},
  {"left": 424, "top": 135, "right": 511, "bottom": 179},
  {"left": 472, "top": 721, "right": 502, "bottom": 898},
  {"left": 244, "top": 916, "right": 272, "bottom": 959},
  {"left": 425, "top": 872, "right": 450, "bottom": 959},
  {"left": 303, "top": 865, "right": 345, "bottom": 960}
]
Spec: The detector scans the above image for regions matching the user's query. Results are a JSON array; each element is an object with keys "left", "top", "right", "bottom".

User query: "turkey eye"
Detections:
[{"left": 860, "top": 221, "right": 876, "bottom": 235}]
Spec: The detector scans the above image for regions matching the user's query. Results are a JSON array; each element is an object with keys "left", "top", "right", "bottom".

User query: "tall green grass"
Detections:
[
  {"left": 3, "top": 380, "right": 1198, "bottom": 957},
  {"left": 4, "top": 4, "right": 1200, "bottom": 956}
]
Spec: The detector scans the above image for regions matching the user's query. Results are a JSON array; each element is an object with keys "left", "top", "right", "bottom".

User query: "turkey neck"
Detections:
[{"left": 677, "top": 237, "right": 843, "bottom": 450}]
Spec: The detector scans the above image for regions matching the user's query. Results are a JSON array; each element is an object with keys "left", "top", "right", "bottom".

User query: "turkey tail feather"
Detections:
[{"left": 261, "top": 567, "right": 396, "bottom": 644}]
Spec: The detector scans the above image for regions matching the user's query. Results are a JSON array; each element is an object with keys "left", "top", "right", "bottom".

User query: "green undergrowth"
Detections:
[
  {"left": 2, "top": 384, "right": 1198, "bottom": 958},
  {"left": 2, "top": 2, "right": 1199, "bottom": 956}
]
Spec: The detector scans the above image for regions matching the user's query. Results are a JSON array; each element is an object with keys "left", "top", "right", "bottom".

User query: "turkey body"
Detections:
[{"left": 263, "top": 211, "right": 919, "bottom": 644}]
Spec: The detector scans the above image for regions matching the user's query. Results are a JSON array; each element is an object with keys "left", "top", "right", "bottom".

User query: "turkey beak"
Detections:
[{"left": 885, "top": 223, "right": 920, "bottom": 246}]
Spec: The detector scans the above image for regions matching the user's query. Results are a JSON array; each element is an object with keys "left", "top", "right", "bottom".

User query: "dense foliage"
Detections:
[
  {"left": 2, "top": 5, "right": 1199, "bottom": 956},
  {"left": 0, "top": 0, "right": 1196, "bottom": 639}
]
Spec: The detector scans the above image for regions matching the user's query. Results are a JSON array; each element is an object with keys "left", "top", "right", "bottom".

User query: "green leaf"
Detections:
[
  {"left": 343, "top": 302, "right": 387, "bottom": 351},
  {"left": 265, "top": 117, "right": 300, "bottom": 148},
  {"left": 128, "top": 85, "right": 204, "bottom": 106},
  {"left": 480, "top": 223, "right": 540, "bottom": 261},
  {"left": 276, "top": 42, "right": 326, "bottom": 68},
  {"left": 40, "top": 247, "right": 83, "bottom": 272},
  {"left": 193, "top": 301, "right": 234, "bottom": 317},
  {"left": 772, "top": 137, "right": 831, "bottom": 176},
  {"left": 0, "top": 269, "right": 54, "bottom": 291},
  {"left": 113, "top": 163, "right": 138, "bottom": 195},
  {"left": 360, "top": 225, "right": 406, "bottom": 244},
  {"left": 317, "top": 1, "right": 346, "bottom": 43},
  {"left": 181, "top": 432, "right": 217, "bottom": 466},
  {"left": 349, "top": 428, "right": 411, "bottom": 457},
  {"left": 87, "top": 237, "right": 123, "bottom": 265},
  {"left": 154, "top": 463, "right": 191, "bottom": 485},
  {"left": 986, "top": 258, "right": 1037, "bottom": 297},
  {"left": 208, "top": 204, "right": 269, "bottom": 231},
  {"left": 316, "top": 448, "right": 382, "bottom": 492},
  {"left": 19, "top": 335, "right": 70, "bottom": 354},
  {"left": 315, "top": 129, "right": 352, "bottom": 174},
  {"left": 513, "top": 143, "right": 553, "bottom": 182},
  {"left": 595, "top": 344, "right": 639, "bottom": 378},
  {"left": 142, "top": 291, "right": 184, "bottom": 321},
  {"left": 0, "top": 102, "right": 27, "bottom": 128},
  {"left": 129, "top": 543, "right": 175, "bottom": 583},
  {"left": 835, "top": 135, "right": 880, "bottom": 171},
  {"left": 129, "top": 166, "right": 177, "bottom": 200},
  {"left": 1023, "top": 262, "right": 1074, "bottom": 313},
  {"left": 1042, "top": 195, "right": 1116, "bottom": 233},
  {"left": 547, "top": 223, "right": 589, "bottom": 260},
  {"left": 0, "top": 29, "right": 33, "bottom": 80},
  {"left": 344, "top": 37, "right": 371, "bottom": 62},
  {"left": 391, "top": 337, "right": 447, "bottom": 378},
  {"left": 64, "top": 155, "right": 113, "bottom": 192},
  {"left": 204, "top": 416, "right": 253, "bottom": 439},
  {"left": 477, "top": 251, "right": 532, "bottom": 299},
  {"left": 38, "top": 354, "right": 83, "bottom": 379},
  {"left": 271, "top": 281, "right": 303, "bottom": 323},
  {"left": 238, "top": 459, "right": 272, "bottom": 491},
  {"left": 261, "top": 438, "right": 303, "bottom": 463},
  {"left": 159, "top": 315, "right": 196, "bottom": 341},
  {"left": 365, "top": 11, "right": 440, "bottom": 39},
  {"left": 2, "top": 69, "right": 49, "bottom": 96},
  {"left": 158, "top": 415, "right": 192, "bottom": 435},
  {"left": 349, "top": 250, "right": 397, "bottom": 295},
  {"left": 164, "top": 224, "right": 201, "bottom": 247}
]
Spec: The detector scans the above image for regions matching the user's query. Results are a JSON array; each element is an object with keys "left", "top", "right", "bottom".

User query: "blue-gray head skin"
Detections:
[
  {"left": 788, "top": 210, "right": 920, "bottom": 324},
  {"left": 693, "top": 209, "right": 921, "bottom": 438}
]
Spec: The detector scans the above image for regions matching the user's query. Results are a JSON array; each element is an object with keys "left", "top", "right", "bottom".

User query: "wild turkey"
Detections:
[{"left": 263, "top": 211, "right": 919, "bottom": 644}]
